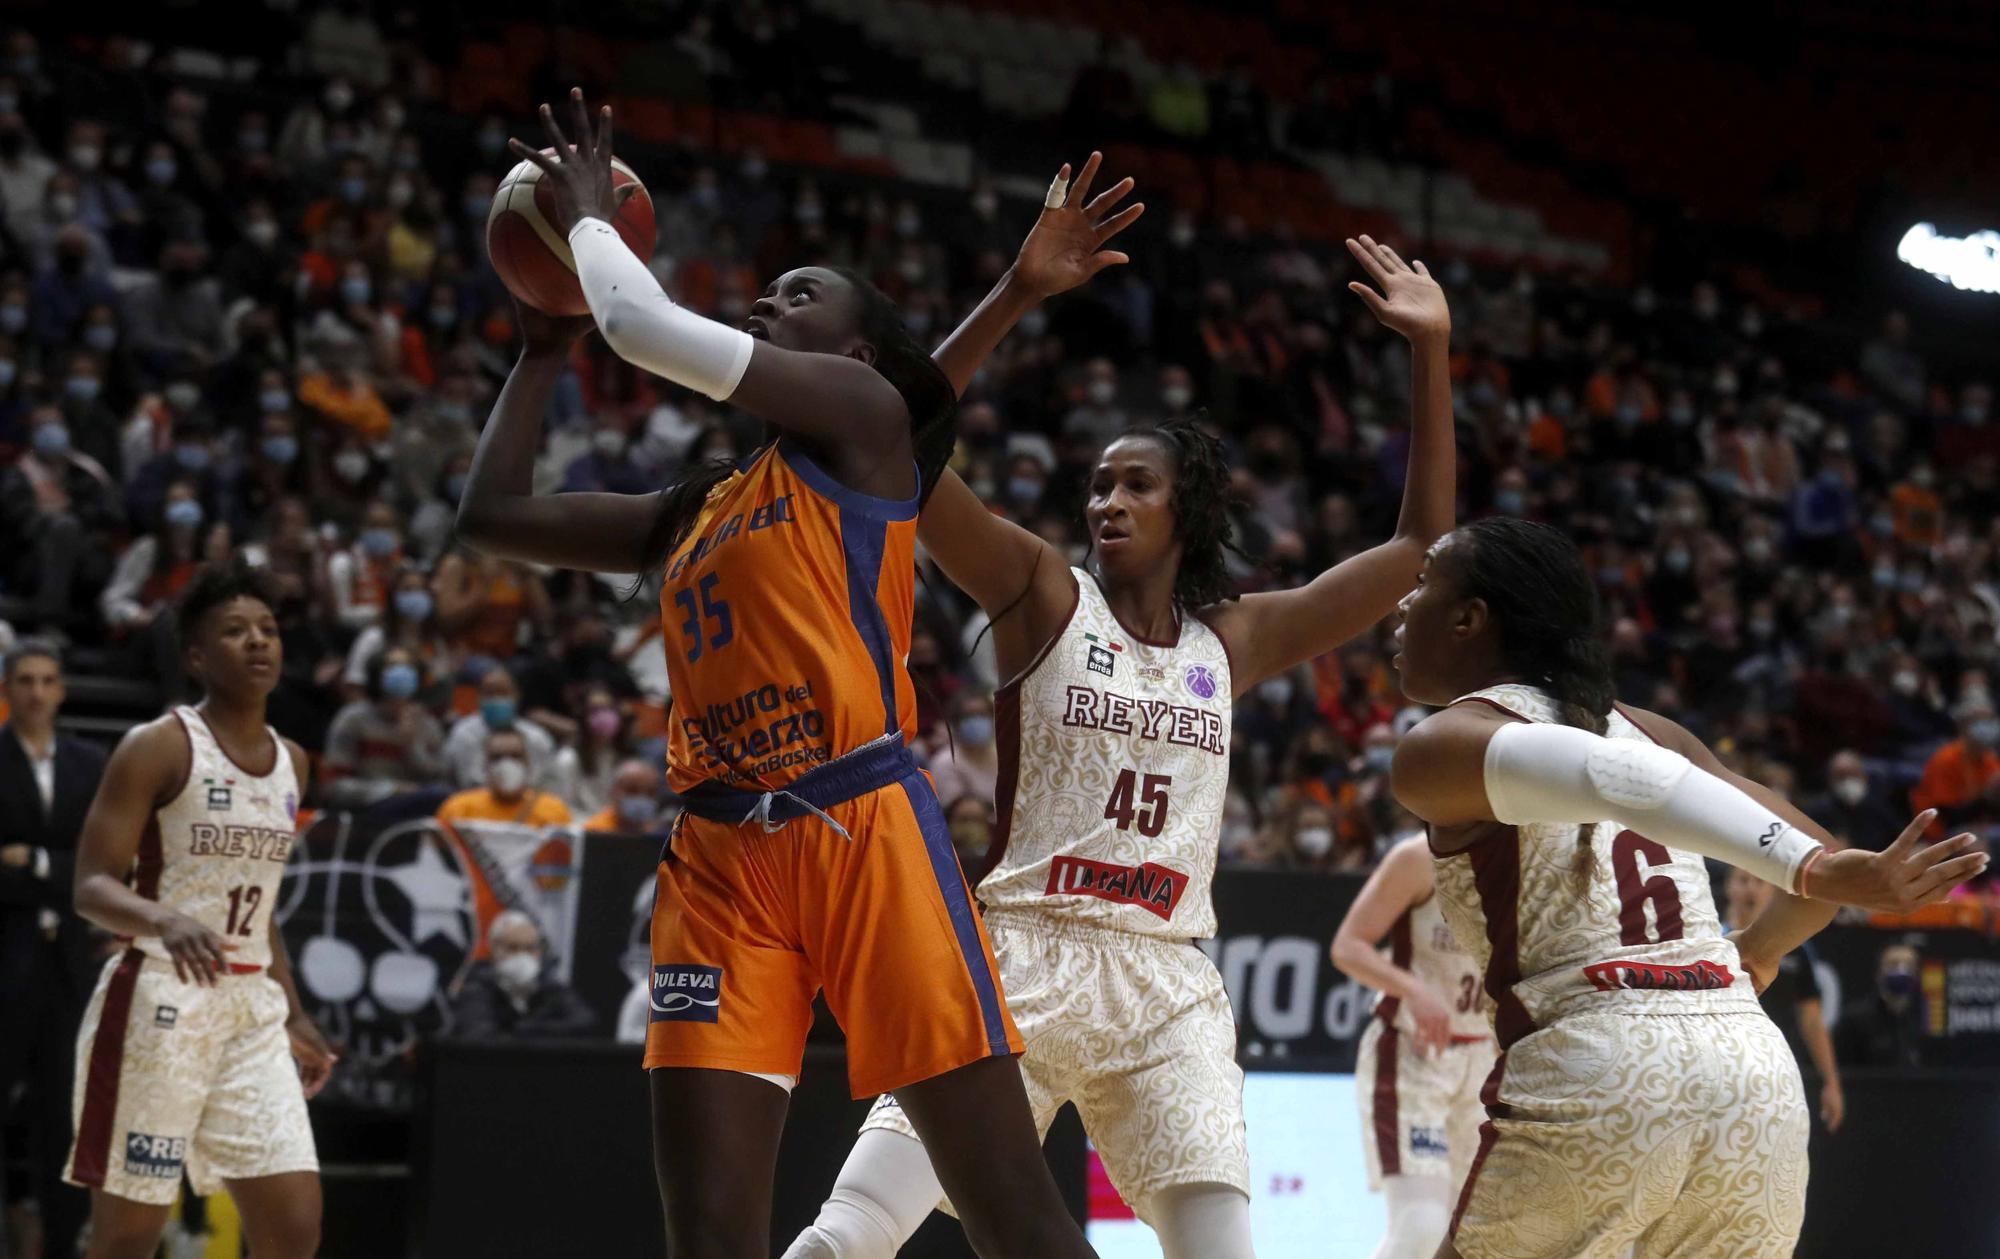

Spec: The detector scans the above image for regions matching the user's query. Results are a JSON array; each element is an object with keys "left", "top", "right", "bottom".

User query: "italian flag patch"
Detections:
[{"left": 1083, "top": 632, "right": 1124, "bottom": 652}]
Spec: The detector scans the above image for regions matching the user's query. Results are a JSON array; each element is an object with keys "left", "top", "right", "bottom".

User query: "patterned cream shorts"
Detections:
[
  {"left": 1355, "top": 1017, "right": 1495, "bottom": 1191},
  {"left": 1452, "top": 1009, "right": 1808, "bottom": 1259},
  {"left": 66, "top": 951, "right": 318, "bottom": 1204},
  {"left": 863, "top": 908, "right": 1248, "bottom": 1219}
]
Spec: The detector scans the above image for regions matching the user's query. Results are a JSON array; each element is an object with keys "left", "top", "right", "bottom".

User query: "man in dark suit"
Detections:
[{"left": 0, "top": 640, "right": 107, "bottom": 1259}]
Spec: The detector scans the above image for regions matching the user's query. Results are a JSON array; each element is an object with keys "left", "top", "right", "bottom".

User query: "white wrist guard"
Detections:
[
  {"left": 1483, "top": 721, "right": 1820, "bottom": 893},
  {"left": 568, "top": 217, "right": 753, "bottom": 401}
]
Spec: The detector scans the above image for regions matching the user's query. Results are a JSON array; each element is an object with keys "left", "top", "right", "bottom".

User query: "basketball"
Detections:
[{"left": 487, "top": 150, "right": 657, "bottom": 316}]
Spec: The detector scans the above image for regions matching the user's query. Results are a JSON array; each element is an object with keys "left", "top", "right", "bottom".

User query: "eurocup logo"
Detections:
[{"left": 1183, "top": 664, "right": 1218, "bottom": 700}]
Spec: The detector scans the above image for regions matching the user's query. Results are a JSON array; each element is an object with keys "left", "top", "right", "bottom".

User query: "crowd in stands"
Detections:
[{"left": 0, "top": 7, "right": 1997, "bottom": 904}]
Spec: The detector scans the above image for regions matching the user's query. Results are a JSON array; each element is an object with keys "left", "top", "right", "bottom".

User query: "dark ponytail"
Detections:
[
  {"left": 630, "top": 269, "right": 959, "bottom": 580},
  {"left": 1443, "top": 517, "right": 1617, "bottom": 879}
]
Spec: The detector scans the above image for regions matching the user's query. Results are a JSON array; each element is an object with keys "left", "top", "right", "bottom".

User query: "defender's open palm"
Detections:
[
  {"left": 1812, "top": 809, "right": 1989, "bottom": 912},
  {"left": 1346, "top": 234, "right": 1449, "bottom": 345},
  {"left": 1013, "top": 151, "right": 1145, "bottom": 299}
]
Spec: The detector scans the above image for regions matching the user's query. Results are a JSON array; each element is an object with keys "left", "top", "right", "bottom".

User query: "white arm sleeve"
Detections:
[
  {"left": 1483, "top": 720, "right": 1821, "bottom": 893},
  {"left": 567, "top": 217, "right": 753, "bottom": 401}
]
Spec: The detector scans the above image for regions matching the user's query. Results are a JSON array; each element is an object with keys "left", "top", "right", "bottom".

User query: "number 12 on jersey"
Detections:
[
  {"left": 224, "top": 884, "right": 263, "bottom": 937},
  {"left": 1104, "top": 769, "right": 1172, "bottom": 838}
]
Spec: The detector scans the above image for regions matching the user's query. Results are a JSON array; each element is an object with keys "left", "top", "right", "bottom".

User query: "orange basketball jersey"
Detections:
[{"left": 660, "top": 439, "right": 918, "bottom": 795}]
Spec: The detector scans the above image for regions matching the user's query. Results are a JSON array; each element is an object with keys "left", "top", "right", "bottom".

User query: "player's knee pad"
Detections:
[{"left": 782, "top": 1189, "right": 903, "bottom": 1259}]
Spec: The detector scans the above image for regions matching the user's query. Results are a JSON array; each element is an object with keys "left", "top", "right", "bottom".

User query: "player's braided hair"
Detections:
[
  {"left": 1443, "top": 517, "right": 1616, "bottom": 881},
  {"left": 1107, "top": 416, "right": 1244, "bottom": 611},
  {"left": 633, "top": 270, "right": 958, "bottom": 578}
]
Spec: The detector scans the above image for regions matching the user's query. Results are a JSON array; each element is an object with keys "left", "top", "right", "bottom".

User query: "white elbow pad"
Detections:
[
  {"left": 1483, "top": 721, "right": 1819, "bottom": 893},
  {"left": 568, "top": 218, "right": 753, "bottom": 401}
]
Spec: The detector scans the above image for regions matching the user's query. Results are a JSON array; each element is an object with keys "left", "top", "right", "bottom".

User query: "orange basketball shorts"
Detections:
[{"left": 644, "top": 768, "right": 1022, "bottom": 1098}]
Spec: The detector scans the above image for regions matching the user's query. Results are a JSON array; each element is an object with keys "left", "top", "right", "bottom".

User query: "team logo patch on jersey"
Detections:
[
  {"left": 1087, "top": 645, "right": 1116, "bottom": 678},
  {"left": 1183, "top": 664, "right": 1218, "bottom": 700},
  {"left": 204, "top": 779, "right": 233, "bottom": 810},
  {"left": 1043, "top": 854, "right": 1188, "bottom": 920},
  {"left": 123, "top": 1133, "right": 186, "bottom": 1179},
  {"left": 154, "top": 1005, "right": 178, "bottom": 1029},
  {"left": 650, "top": 964, "right": 723, "bottom": 1023},
  {"left": 1409, "top": 1126, "right": 1449, "bottom": 1158}
]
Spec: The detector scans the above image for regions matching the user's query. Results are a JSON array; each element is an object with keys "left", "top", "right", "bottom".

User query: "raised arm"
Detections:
[
  {"left": 453, "top": 303, "right": 663, "bottom": 572},
  {"left": 73, "top": 718, "right": 239, "bottom": 985},
  {"left": 1392, "top": 702, "right": 1988, "bottom": 914},
  {"left": 514, "top": 92, "right": 908, "bottom": 459},
  {"left": 1329, "top": 836, "right": 1455, "bottom": 1054},
  {"left": 1204, "top": 237, "right": 1455, "bottom": 696}
]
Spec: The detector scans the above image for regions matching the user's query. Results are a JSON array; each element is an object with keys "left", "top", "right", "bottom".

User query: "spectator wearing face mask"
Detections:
[
  {"left": 124, "top": 239, "right": 225, "bottom": 367},
  {"left": 568, "top": 685, "right": 636, "bottom": 815},
  {"left": 1880, "top": 655, "right": 1954, "bottom": 748},
  {"left": 1911, "top": 696, "right": 2000, "bottom": 838},
  {"left": 1, "top": 404, "right": 122, "bottom": 636},
  {"left": 124, "top": 412, "right": 219, "bottom": 526},
  {"left": 928, "top": 691, "right": 1000, "bottom": 810},
  {"left": 443, "top": 665, "right": 559, "bottom": 790},
  {"left": 437, "top": 727, "right": 571, "bottom": 829},
  {"left": 326, "top": 500, "right": 406, "bottom": 632},
  {"left": 1835, "top": 941, "right": 1927, "bottom": 1068},
  {"left": 449, "top": 910, "right": 595, "bottom": 1040},
  {"left": 945, "top": 794, "right": 994, "bottom": 879},
  {"left": 563, "top": 412, "right": 651, "bottom": 495},
  {"left": 1063, "top": 357, "right": 1129, "bottom": 449},
  {"left": 584, "top": 758, "right": 670, "bottom": 838},
  {"left": 322, "top": 646, "right": 447, "bottom": 806},
  {"left": 55, "top": 347, "right": 121, "bottom": 472},
  {"left": 1803, "top": 750, "right": 1904, "bottom": 851},
  {"left": 297, "top": 340, "right": 392, "bottom": 443},
  {"left": 220, "top": 409, "right": 309, "bottom": 536}
]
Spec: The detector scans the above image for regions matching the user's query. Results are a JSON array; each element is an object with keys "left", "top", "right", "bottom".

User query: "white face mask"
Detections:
[
  {"left": 494, "top": 951, "right": 540, "bottom": 990},
  {"left": 1087, "top": 378, "right": 1117, "bottom": 406},
  {"left": 334, "top": 450, "right": 371, "bottom": 483},
  {"left": 1831, "top": 778, "right": 1868, "bottom": 807},
  {"left": 488, "top": 756, "right": 528, "bottom": 795},
  {"left": 1295, "top": 827, "right": 1334, "bottom": 858}
]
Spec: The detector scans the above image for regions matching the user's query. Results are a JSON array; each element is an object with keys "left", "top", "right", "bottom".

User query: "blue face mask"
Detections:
[
  {"left": 260, "top": 388, "right": 291, "bottom": 414},
  {"left": 1365, "top": 746, "right": 1395, "bottom": 774},
  {"left": 428, "top": 306, "right": 456, "bottom": 330},
  {"left": 464, "top": 192, "right": 493, "bottom": 220},
  {"left": 164, "top": 498, "right": 204, "bottom": 530},
  {"left": 380, "top": 662, "right": 420, "bottom": 699},
  {"left": 444, "top": 473, "right": 469, "bottom": 502},
  {"left": 1972, "top": 719, "right": 2000, "bottom": 747},
  {"left": 174, "top": 443, "right": 210, "bottom": 471},
  {"left": 957, "top": 715, "right": 995, "bottom": 746},
  {"left": 65, "top": 376, "right": 100, "bottom": 403},
  {"left": 480, "top": 697, "right": 517, "bottom": 730},
  {"left": 1008, "top": 477, "right": 1044, "bottom": 505},
  {"left": 261, "top": 435, "right": 299, "bottom": 464},
  {"left": 360, "top": 527, "right": 399, "bottom": 557},
  {"left": 340, "top": 277, "right": 372, "bottom": 306},
  {"left": 393, "top": 589, "right": 433, "bottom": 622},
  {"left": 339, "top": 177, "right": 368, "bottom": 204},
  {"left": 83, "top": 324, "right": 117, "bottom": 352},
  {"left": 145, "top": 158, "right": 177, "bottom": 186},
  {"left": 0, "top": 359, "right": 14, "bottom": 389},
  {"left": 31, "top": 424, "right": 70, "bottom": 458},
  {"left": 0, "top": 305, "right": 24, "bottom": 333},
  {"left": 1493, "top": 488, "right": 1526, "bottom": 516},
  {"left": 615, "top": 793, "right": 659, "bottom": 827}
]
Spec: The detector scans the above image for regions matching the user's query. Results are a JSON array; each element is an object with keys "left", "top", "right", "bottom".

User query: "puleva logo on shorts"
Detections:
[
  {"left": 650, "top": 964, "right": 723, "bottom": 1023},
  {"left": 1183, "top": 664, "right": 1217, "bottom": 700},
  {"left": 124, "top": 1133, "right": 186, "bottom": 1179}
]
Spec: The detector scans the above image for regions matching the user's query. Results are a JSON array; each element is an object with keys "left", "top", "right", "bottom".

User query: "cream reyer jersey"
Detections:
[
  {"left": 132, "top": 707, "right": 301, "bottom": 970},
  {"left": 976, "top": 571, "right": 1232, "bottom": 938},
  {"left": 1430, "top": 684, "right": 1758, "bottom": 1048},
  {"left": 1375, "top": 888, "right": 1491, "bottom": 1041}
]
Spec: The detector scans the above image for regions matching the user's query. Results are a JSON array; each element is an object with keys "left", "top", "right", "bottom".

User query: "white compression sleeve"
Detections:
[
  {"left": 781, "top": 1128, "right": 941, "bottom": 1259},
  {"left": 567, "top": 216, "right": 753, "bottom": 400},
  {"left": 1370, "top": 1175, "right": 1454, "bottom": 1259},
  {"left": 1148, "top": 1183, "right": 1255, "bottom": 1259},
  {"left": 1482, "top": 720, "right": 1820, "bottom": 893}
]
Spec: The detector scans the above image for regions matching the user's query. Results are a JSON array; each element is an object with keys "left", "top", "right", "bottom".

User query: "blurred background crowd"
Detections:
[{"left": 0, "top": 0, "right": 1996, "bottom": 894}]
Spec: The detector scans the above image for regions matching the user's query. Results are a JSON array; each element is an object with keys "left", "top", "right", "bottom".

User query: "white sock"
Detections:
[
  {"left": 1371, "top": 1175, "right": 1454, "bottom": 1259},
  {"left": 781, "top": 1128, "right": 942, "bottom": 1259},
  {"left": 1148, "top": 1182, "right": 1255, "bottom": 1259}
]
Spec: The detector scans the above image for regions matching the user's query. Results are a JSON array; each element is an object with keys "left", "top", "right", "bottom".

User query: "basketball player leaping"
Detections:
[
  {"left": 783, "top": 229, "right": 1457, "bottom": 1258},
  {"left": 1331, "top": 834, "right": 1495, "bottom": 1259},
  {"left": 1387, "top": 516, "right": 1987, "bottom": 1258},
  {"left": 65, "top": 563, "right": 335, "bottom": 1259}
]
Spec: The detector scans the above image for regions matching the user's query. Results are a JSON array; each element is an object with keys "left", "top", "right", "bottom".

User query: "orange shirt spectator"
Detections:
[
  {"left": 438, "top": 785, "right": 572, "bottom": 828},
  {"left": 1889, "top": 473, "right": 1943, "bottom": 547},
  {"left": 1911, "top": 703, "right": 2000, "bottom": 836},
  {"left": 436, "top": 553, "right": 550, "bottom": 662},
  {"left": 298, "top": 368, "right": 392, "bottom": 442}
]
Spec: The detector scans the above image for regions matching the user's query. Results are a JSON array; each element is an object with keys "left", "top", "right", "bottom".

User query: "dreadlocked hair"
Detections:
[
  {"left": 1111, "top": 416, "right": 1245, "bottom": 610},
  {"left": 1442, "top": 517, "right": 1616, "bottom": 883},
  {"left": 630, "top": 268, "right": 959, "bottom": 580}
]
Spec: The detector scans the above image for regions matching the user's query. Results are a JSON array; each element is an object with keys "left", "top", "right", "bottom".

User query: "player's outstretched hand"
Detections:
[
  {"left": 287, "top": 1012, "right": 340, "bottom": 1099},
  {"left": 1012, "top": 151, "right": 1146, "bottom": 300},
  {"left": 159, "top": 912, "right": 237, "bottom": 987},
  {"left": 514, "top": 296, "right": 595, "bottom": 358},
  {"left": 1810, "top": 809, "right": 1989, "bottom": 912},
  {"left": 507, "top": 87, "right": 638, "bottom": 238},
  {"left": 1345, "top": 235, "right": 1449, "bottom": 346}
]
